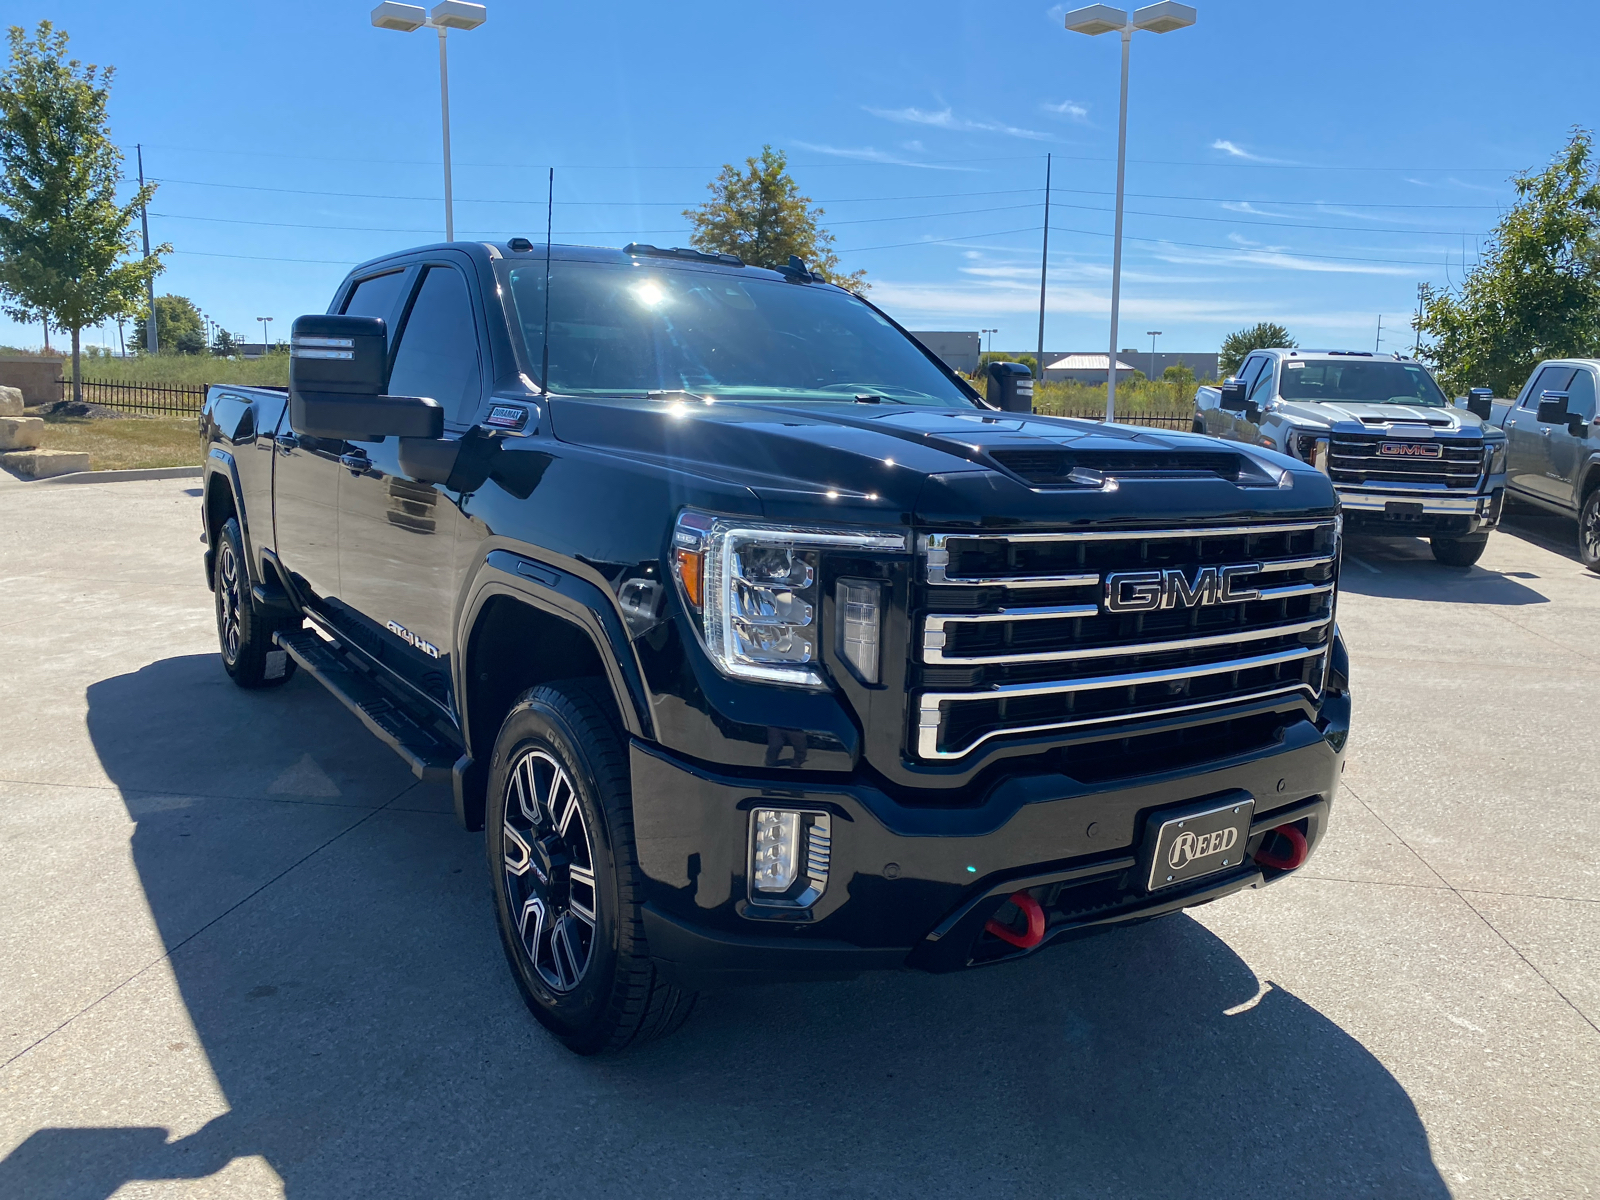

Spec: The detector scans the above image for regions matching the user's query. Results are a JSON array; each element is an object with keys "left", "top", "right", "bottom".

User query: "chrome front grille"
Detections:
[
  {"left": 915, "top": 521, "right": 1338, "bottom": 759},
  {"left": 1329, "top": 433, "right": 1484, "bottom": 490}
]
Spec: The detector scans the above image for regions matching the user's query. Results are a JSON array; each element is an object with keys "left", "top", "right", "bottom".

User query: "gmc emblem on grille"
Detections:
[
  {"left": 1378, "top": 441, "right": 1443, "bottom": 458},
  {"left": 1104, "top": 563, "right": 1263, "bottom": 612}
]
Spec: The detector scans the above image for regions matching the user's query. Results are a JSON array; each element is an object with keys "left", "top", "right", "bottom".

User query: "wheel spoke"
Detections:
[{"left": 503, "top": 824, "right": 532, "bottom": 875}]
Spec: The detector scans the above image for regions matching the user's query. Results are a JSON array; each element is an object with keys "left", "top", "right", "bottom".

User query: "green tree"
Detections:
[
  {"left": 684, "top": 146, "right": 867, "bottom": 292},
  {"left": 0, "top": 22, "right": 167, "bottom": 401},
  {"left": 1219, "top": 323, "right": 1295, "bottom": 377},
  {"left": 1162, "top": 361, "right": 1197, "bottom": 393},
  {"left": 133, "top": 294, "right": 203, "bottom": 355},
  {"left": 211, "top": 327, "right": 243, "bottom": 356},
  {"left": 1421, "top": 129, "right": 1600, "bottom": 396}
]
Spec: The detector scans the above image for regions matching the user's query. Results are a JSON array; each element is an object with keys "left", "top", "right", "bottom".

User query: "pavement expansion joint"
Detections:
[
  {"left": 0, "top": 778, "right": 422, "bottom": 1074},
  {"left": 1342, "top": 780, "right": 1600, "bottom": 1039}
]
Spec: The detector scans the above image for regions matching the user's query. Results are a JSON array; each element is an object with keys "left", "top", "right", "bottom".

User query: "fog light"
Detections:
[
  {"left": 749, "top": 809, "right": 832, "bottom": 906},
  {"left": 751, "top": 809, "right": 800, "bottom": 892}
]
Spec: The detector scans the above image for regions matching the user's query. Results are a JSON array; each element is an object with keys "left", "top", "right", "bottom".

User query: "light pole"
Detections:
[
  {"left": 982, "top": 328, "right": 998, "bottom": 356},
  {"left": 1064, "top": 3, "right": 1196, "bottom": 421},
  {"left": 1146, "top": 330, "right": 1162, "bottom": 381},
  {"left": 372, "top": 2, "right": 488, "bottom": 243},
  {"left": 257, "top": 316, "right": 273, "bottom": 356}
]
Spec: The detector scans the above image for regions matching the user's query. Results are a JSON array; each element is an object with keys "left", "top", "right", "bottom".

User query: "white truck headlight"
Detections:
[
  {"left": 1485, "top": 441, "right": 1506, "bottom": 474},
  {"left": 673, "top": 513, "right": 905, "bottom": 687},
  {"left": 1290, "top": 431, "right": 1330, "bottom": 473}
]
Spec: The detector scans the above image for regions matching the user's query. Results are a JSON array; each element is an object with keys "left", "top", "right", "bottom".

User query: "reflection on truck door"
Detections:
[
  {"left": 1545, "top": 366, "right": 1596, "bottom": 509},
  {"left": 1505, "top": 364, "right": 1576, "bottom": 504}
]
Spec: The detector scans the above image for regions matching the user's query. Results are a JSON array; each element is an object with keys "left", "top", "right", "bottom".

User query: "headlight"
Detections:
[
  {"left": 1289, "top": 431, "right": 1330, "bottom": 473},
  {"left": 1485, "top": 440, "right": 1506, "bottom": 474},
  {"left": 672, "top": 513, "right": 906, "bottom": 687}
]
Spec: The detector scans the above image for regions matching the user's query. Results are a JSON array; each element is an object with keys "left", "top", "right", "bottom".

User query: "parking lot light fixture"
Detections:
[
  {"left": 1064, "top": 2, "right": 1197, "bottom": 421},
  {"left": 370, "top": 1, "right": 487, "bottom": 242}
]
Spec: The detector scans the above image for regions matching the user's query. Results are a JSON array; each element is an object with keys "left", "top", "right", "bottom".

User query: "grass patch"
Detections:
[
  {"left": 33, "top": 412, "right": 205, "bottom": 472},
  {"left": 60, "top": 352, "right": 289, "bottom": 388}
]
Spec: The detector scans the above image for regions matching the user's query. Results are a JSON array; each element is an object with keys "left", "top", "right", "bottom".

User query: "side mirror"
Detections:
[
  {"left": 1219, "top": 380, "right": 1248, "bottom": 412},
  {"left": 289, "top": 314, "right": 443, "bottom": 441},
  {"left": 1536, "top": 389, "right": 1571, "bottom": 425},
  {"left": 1466, "top": 387, "right": 1494, "bottom": 420}
]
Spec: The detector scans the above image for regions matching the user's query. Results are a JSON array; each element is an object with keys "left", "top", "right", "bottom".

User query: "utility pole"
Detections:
[
  {"left": 1413, "top": 283, "right": 1428, "bottom": 357},
  {"left": 137, "top": 144, "right": 158, "bottom": 353},
  {"left": 1036, "top": 153, "right": 1051, "bottom": 375},
  {"left": 1374, "top": 314, "right": 1383, "bottom": 353},
  {"left": 1146, "top": 330, "right": 1162, "bottom": 381}
]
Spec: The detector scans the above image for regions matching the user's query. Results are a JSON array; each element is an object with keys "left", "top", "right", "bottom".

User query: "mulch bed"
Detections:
[{"left": 30, "top": 400, "right": 135, "bottom": 420}]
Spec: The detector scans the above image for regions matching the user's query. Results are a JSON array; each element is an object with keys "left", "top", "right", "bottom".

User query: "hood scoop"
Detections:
[
  {"left": 1358, "top": 414, "right": 1451, "bottom": 427},
  {"left": 987, "top": 446, "right": 1274, "bottom": 488}
]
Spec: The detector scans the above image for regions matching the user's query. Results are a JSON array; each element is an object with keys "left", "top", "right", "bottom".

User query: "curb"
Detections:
[{"left": 35, "top": 465, "right": 204, "bottom": 485}]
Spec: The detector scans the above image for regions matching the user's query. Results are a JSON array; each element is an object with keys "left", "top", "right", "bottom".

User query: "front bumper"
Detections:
[
  {"left": 630, "top": 690, "right": 1350, "bottom": 987},
  {"left": 1338, "top": 486, "right": 1503, "bottom": 536}
]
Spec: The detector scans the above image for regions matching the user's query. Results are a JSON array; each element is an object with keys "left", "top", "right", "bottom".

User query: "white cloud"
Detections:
[
  {"left": 1152, "top": 241, "right": 1415, "bottom": 277},
  {"left": 791, "top": 141, "right": 975, "bottom": 171},
  {"left": 1210, "top": 140, "right": 1296, "bottom": 165},
  {"left": 1404, "top": 176, "right": 1505, "bottom": 195},
  {"left": 866, "top": 106, "right": 1050, "bottom": 141},
  {"left": 868, "top": 278, "right": 1269, "bottom": 323},
  {"left": 1041, "top": 99, "right": 1090, "bottom": 122},
  {"left": 1221, "top": 200, "right": 1297, "bottom": 220}
]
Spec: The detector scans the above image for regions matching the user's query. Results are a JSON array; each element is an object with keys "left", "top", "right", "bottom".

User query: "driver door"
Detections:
[{"left": 1505, "top": 365, "right": 1575, "bottom": 503}]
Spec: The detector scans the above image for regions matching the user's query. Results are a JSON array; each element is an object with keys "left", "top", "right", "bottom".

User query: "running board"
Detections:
[{"left": 275, "top": 627, "right": 457, "bottom": 784}]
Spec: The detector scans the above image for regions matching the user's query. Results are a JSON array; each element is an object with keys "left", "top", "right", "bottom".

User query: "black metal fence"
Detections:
[
  {"left": 1052, "top": 406, "right": 1196, "bottom": 430},
  {"left": 56, "top": 378, "right": 207, "bottom": 416}
]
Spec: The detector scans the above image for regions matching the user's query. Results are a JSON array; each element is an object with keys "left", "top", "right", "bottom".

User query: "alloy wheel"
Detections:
[
  {"left": 501, "top": 748, "right": 598, "bottom": 994},
  {"left": 217, "top": 541, "right": 242, "bottom": 663},
  {"left": 1584, "top": 496, "right": 1600, "bottom": 563}
]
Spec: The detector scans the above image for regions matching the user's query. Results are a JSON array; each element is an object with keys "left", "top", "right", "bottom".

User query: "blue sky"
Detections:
[{"left": 5, "top": 0, "right": 1597, "bottom": 359}]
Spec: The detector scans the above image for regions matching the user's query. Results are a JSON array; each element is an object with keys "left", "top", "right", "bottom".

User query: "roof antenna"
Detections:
[{"left": 540, "top": 167, "right": 553, "bottom": 396}]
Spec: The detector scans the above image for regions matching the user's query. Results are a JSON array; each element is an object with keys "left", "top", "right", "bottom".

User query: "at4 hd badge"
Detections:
[{"left": 387, "top": 620, "right": 441, "bottom": 659}]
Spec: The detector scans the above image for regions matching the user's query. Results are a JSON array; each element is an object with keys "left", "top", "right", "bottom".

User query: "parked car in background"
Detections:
[
  {"left": 1196, "top": 349, "right": 1506, "bottom": 566},
  {"left": 1458, "top": 359, "right": 1600, "bottom": 572}
]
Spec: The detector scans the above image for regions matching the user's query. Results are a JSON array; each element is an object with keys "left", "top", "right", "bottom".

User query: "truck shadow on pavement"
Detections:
[
  {"left": 3, "top": 654, "right": 1450, "bottom": 1199},
  {"left": 1338, "top": 534, "right": 1549, "bottom": 605}
]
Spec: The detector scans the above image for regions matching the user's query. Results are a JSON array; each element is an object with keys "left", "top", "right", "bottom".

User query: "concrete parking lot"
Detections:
[{"left": 0, "top": 477, "right": 1595, "bottom": 1199}]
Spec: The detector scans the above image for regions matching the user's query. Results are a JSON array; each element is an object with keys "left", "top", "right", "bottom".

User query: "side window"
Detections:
[
  {"left": 1249, "top": 358, "right": 1276, "bottom": 400},
  {"left": 1566, "top": 369, "right": 1596, "bottom": 421},
  {"left": 340, "top": 270, "right": 409, "bottom": 323},
  {"left": 1521, "top": 365, "right": 1576, "bottom": 409},
  {"left": 1235, "top": 355, "right": 1263, "bottom": 387},
  {"left": 387, "top": 266, "right": 483, "bottom": 426}
]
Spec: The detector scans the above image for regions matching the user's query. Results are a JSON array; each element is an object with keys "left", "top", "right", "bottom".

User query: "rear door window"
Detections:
[
  {"left": 387, "top": 265, "right": 484, "bottom": 426},
  {"left": 1522, "top": 365, "right": 1577, "bottom": 408},
  {"left": 1566, "top": 368, "right": 1596, "bottom": 421},
  {"left": 340, "top": 270, "right": 409, "bottom": 324}
]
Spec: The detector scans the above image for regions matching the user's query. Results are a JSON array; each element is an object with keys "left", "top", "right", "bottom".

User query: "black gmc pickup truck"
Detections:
[{"left": 200, "top": 240, "right": 1351, "bottom": 1054}]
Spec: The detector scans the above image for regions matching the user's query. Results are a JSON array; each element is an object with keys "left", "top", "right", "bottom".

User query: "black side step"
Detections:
[{"left": 275, "top": 627, "right": 457, "bottom": 784}]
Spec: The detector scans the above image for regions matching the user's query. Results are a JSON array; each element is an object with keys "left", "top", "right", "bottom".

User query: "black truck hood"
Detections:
[{"left": 547, "top": 395, "right": 1338, "bottom": 528}]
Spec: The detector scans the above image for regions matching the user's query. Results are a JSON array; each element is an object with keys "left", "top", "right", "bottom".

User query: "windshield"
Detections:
[
  {"left": 501, "top": 260, "right": 974, "bottom": 407},
  {"left": 1278, "top": 359, "right": 1447, "bottom": 407}
]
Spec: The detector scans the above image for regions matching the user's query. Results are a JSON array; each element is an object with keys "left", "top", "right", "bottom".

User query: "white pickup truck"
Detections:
[{"left": 1196, "top": 348, "right": 1507, "bottom": 566}]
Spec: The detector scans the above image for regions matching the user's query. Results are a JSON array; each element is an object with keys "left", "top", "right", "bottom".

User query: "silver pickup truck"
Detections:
[
  {"left": 1458, "top": 358, "right": 1600, "bottom": 571},
  {"left": 1196, "top": 348, "right": 1507, "bottom": 566}
]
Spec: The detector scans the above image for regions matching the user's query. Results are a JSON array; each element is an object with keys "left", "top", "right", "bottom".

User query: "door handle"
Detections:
[
  {"left": 339, "top": 452, "right": 371, "bottom": 475},
  {"left": 1542, "top": 428, "right": 1552, "bottom": 437},
  {"left": 274, "top": 432, "right": 299, "bottom": 453}
]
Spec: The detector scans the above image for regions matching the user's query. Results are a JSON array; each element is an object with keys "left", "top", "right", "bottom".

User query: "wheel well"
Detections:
[
  {"left": 1582, "top": 463, "right": 1600, "bottom": 504},
  {"left": 203, "top": 475, "right": 237, "bottom": 588},
  {"left": 462, "top": 595, "right": 620, "bottom": 766}
]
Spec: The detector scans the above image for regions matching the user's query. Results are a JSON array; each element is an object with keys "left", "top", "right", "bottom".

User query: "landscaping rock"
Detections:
[
  {"left": 0, "top": 448, "right": 91, "bottom": 479},
  {"left": 0, "top": 385, "right": 22, "bottom": 416},
  {"left": 0, "top": 415, "right": 45, "bottom": 451}
]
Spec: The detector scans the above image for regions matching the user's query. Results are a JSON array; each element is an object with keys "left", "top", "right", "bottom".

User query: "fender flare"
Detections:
[
  {"left": 203, "top": 448, "right": 259, "bottom": 588},
  {"left": 454, "top": 548, "right": 655, "bottom": 755}
]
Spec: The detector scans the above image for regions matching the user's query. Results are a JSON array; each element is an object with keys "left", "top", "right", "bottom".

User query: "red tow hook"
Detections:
[
  {"left": 985, "top": 891, "right": 1046, "bottom": 949},
  {"left": 1255, "top": 823, "right": 1310, "bottom": 871}
]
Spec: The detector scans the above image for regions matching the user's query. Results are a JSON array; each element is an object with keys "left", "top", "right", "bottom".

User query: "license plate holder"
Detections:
[
  {"left": 1384, "top": 500, "right": 1425, "bottom": 517},
  {"left": 1143, "top": 793, "right": 1255, "bottom": 892}
]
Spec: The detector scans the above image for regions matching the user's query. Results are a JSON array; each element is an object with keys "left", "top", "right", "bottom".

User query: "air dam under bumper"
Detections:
[
  {"left": 629, "top": 692, "right": 1349, "bottom": 988},
  {"left": 1337, "top": 486, "right": 1503, "bottom": 536}
]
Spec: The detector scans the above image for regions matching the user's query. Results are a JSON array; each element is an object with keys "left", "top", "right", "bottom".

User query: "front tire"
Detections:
[
  {"left": 214, "top": 517, "right": 297, "bottom": 688},
  {"left": 1581, "top": 490, "right": 1600, "bottom": 574},
  {"left": 485, "top": 681, "right": 696, "bottom": 1054},
  {"left": 1429, "top": 533, "right": 1489, "bottom": 567}
]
